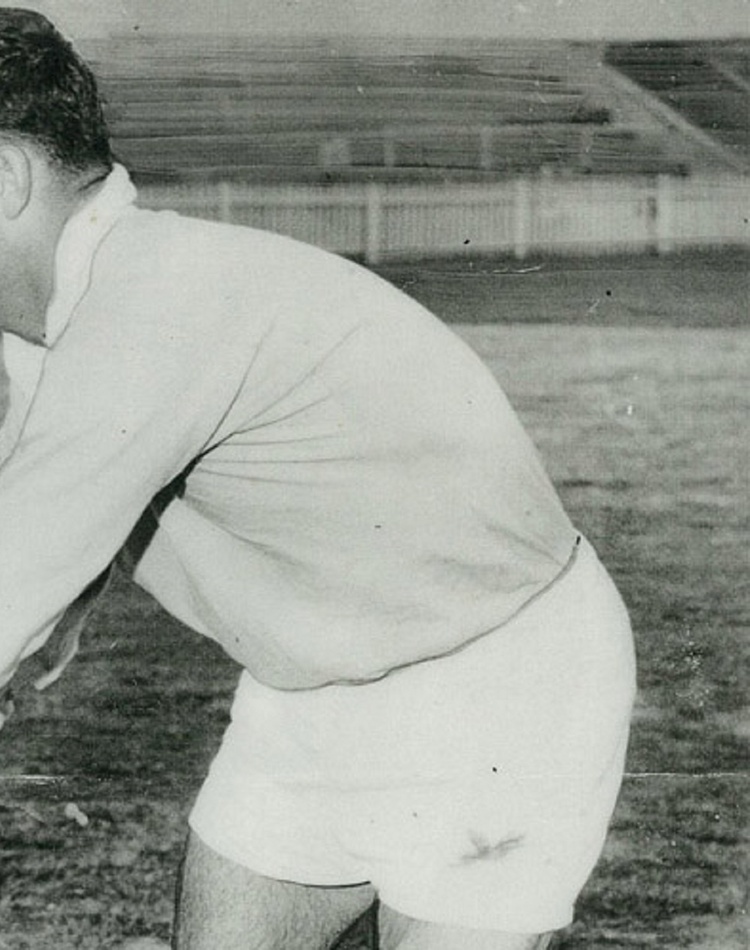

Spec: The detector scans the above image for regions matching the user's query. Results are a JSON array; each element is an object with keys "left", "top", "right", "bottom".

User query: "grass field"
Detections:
[{"left": 0, "top": 252, "right": 748, "bottom": 949}]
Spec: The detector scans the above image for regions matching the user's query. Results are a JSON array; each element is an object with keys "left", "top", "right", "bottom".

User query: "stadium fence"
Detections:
[{"left": 140, "top": 173, "right": 750, "bottom": 262}]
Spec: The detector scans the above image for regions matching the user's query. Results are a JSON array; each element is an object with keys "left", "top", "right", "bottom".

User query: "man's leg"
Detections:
[
  {"left": 173, "top": 830, "right": 376, "bottom": 950},
  {"left": 378, "top": 904, "right": 554, "bottom": 950}
]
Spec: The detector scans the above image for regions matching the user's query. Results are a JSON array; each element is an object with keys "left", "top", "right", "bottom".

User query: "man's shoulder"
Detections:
[
  {"left": 105, "top": 206, "right": 348, "bottom": 278},
  {"left": 101, "top": 206, "right": 277, "bottom": 270},
  {"left": 77, "top": 206, "right": 392, "bottom": 353},
  {"left": 96, "top": 205, "right": 407, "bottom": 317}
]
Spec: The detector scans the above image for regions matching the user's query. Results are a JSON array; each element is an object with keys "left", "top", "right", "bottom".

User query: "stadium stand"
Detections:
[
  {"left": 605, "top": 41, "right": 750, "bottom": 165},
  {"left": 85, "top": 35, "right": 746, "bottom": 184}
]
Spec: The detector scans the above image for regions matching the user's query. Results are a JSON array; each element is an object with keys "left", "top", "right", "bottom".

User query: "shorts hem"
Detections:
[
  {"left": 375, "top": 885, "right": 574, "bottom": 935},
  {"left": 188, "top": 813, "right": 370, "bottom": 890}
]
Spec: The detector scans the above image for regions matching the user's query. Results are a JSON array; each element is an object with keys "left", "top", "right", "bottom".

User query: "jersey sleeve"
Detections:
[{"left": 0, "top": 296, "right": 250, "bottom": 690}]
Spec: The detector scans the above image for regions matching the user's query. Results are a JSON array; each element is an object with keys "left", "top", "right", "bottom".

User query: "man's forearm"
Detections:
[{"left": 33, "top": 564, "right": 114, "bottom": 690}]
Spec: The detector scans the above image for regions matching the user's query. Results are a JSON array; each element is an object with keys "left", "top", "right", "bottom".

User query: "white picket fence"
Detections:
[{"left": 139, "top": 173, "right": 750, "bottom": 262}]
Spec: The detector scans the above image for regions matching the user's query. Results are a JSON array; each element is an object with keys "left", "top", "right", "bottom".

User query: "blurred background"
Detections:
[{"left": 24, "top": 0, "right": 750, "bottom": 261}]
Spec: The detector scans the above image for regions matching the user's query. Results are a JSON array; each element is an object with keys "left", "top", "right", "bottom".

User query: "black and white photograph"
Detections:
[{"left": 0, "top": 1, "right": 747, "bottom": 947}]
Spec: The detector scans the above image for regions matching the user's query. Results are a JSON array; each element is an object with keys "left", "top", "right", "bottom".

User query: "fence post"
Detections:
[
  {"left": 656, "top": 174, "right": 675, "bottom": 254},
  {"left": 479, "top": 127, "right": 493, "bottom": 171},
  {"left": 218, "top": 180, "right": 233, "bottom": 223},
  {"left": 383, "top": 133, "right": 397, "bottom": 168},
  {"left": 319, "top": 135, "right": 352, "bottom": 168},
  {"left": 513, "top": 176, "right": 531, "bottom": 259},
  {"left": 365, "top": 184, "right": 383, "bottom": 264}
]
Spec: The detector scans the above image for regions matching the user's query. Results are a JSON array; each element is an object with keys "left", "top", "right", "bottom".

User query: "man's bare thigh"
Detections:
[
  {"left": 378, "top": 903, "right": 555, "bottom": 950},
  {"left": 173, "top": 830, "right": 376, "bottom": 950},
  {"left": 174, "top": 831, "right": 557, "bottom": 950}
]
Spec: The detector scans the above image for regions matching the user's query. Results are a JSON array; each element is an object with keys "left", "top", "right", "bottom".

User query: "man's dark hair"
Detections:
[{"left": 0, "top": 8, "right": 112, "bottom": 174}]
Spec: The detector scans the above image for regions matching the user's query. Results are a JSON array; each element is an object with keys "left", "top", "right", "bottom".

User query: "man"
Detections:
[{"left": 0, "top": 10, "right": 636, "bottom": 950}]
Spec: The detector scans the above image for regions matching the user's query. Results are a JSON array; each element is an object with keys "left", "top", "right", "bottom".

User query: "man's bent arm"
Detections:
[{"left": 0, "top": 298, "right": 251, "bottom": 690}]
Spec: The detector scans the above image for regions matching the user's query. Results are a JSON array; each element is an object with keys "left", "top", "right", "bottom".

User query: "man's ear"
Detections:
[{"left": 0, "top": 144, "right": 32, "bottom": 220}]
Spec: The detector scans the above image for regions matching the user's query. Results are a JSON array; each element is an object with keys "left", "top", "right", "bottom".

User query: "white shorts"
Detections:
[{"left": 189, "top": 536, "right": 636, "bottom": 934}]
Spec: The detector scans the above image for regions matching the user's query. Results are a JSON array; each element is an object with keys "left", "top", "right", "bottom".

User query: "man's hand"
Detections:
[
  {"left": 0, "top": 683, "right": 15, "bottom": 729},
  {"left": 33, "top": 565, "right": 114, "bottom": 691},
  {"left": 0, "top": 565, "right": 113, "bottom": 728}
]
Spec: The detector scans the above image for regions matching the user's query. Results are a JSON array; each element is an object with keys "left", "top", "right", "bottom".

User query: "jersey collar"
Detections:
[
  {"left": 44, "top": 163, "right": 137, "bottom": 348},
  {"left": 0, "top": 165, "right": 137, "bottom": 466}
]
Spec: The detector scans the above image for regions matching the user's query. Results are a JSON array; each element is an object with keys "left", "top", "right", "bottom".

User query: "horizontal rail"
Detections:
[{"left": 140, "top": 173, "right": 750, "bottom": 263}]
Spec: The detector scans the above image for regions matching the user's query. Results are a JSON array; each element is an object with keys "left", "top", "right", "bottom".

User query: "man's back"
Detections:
[
  {"left": 0, "top": 195, "right": 576, "bottom": 688},
  {"left": 112, "top": 209, "right": 579, "bottom": 685}
]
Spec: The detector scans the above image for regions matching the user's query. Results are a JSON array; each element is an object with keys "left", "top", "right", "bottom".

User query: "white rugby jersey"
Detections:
[{"left": 0, "top": 167, "right": 578, "bottom": 691}]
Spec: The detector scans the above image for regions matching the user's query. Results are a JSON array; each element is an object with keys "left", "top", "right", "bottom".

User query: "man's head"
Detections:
[
  {"left": 0, "top": 9, "right": 113, "bottom": 342},
  {"left": 0, "top": 8, "right": 112, "bottom": 176}
]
